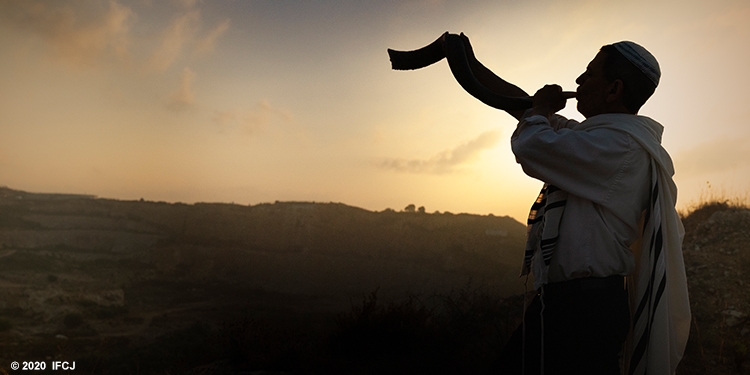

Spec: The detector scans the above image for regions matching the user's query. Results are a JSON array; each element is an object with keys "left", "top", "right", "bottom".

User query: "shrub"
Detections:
[
  {"left": 0, "top": 318, "right": 12, "bottom": 332},
  {"left": 63, "top": 313, "right": 84, "bottom": 329},
  {"left": 95, "top": 305, "right": 129, "bottom": 319},
  {"left": 329, "top": 285, "right": 523, "bottom": 374},
  {"left": 330, "top": 289, "right": 440, "bottom": 373}
]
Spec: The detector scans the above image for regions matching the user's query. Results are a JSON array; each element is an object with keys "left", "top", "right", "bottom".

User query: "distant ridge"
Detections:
[
  {"left": 0, "top": 185, "right": 527, "bottom": 298},
  {"left": 0, "top": 186, "right": 96, "bottom": 201},
  {"left": 0, "top": 186, "right": 514, "bottom": 219}
]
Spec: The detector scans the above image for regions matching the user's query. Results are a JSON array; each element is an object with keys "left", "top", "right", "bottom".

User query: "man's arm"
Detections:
[
  {"left": 529, "top": 84, "right": 573, "bottom": 119},
  {"left": 460, "top": 33, "right": 529, "bottom": 121}
]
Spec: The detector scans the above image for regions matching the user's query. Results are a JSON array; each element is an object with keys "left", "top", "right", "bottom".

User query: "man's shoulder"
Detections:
[
  {"left": 580, "top": 113, "right": 662, "bottom": 127},
  {"left": 578, "top": 113, "right": 664, "bottom": 141}
]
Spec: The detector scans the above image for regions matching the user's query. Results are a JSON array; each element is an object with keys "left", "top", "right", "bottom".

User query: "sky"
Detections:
[{"left": 1, "top": 0, "right": 749, "bottom": 223}]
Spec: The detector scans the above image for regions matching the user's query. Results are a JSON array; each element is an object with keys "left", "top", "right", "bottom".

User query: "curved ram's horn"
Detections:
[
  {"left": 387, "top": 33, "right": 446, "bottom": 71},
  {"left": 442, "top": 33, "right": 534, "bottom": 111},
  {"left": 388, "top": 33, "right": 562, "bottom": 111}
]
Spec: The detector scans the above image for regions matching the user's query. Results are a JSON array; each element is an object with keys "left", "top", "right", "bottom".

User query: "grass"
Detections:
[
  {"left": 63, "top": 313, "right": 84, "bottom": 329},
  {"left": 50, "top": 283, "right": 523, "bottom": 374},
  {"left": 679, "top": 184, "right": 750, "bottom": 219},
  {"left": 80, "top": 321, "right": 220, "bottom": 375},
  {"left": 0, "top": 318, "right": 12, "bottom": 332},
  {"left": 682, "top": 190, "right": 750, "bottom": 235},
  {"left": 327, "top": 284, "right": 523, "bottom": 374}
]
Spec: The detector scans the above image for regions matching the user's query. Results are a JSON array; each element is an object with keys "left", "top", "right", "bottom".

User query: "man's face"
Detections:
[{"left": 575, "top": 51, "right": 611, "bottom": 118}]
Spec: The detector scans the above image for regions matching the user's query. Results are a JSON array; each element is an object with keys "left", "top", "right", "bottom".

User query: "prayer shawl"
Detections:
[
  {"left": 521, "top": 183, "right": 567, "bottom": 290},
  {"left": 520, "top": 114, "right": 691, "bottom": 375}
]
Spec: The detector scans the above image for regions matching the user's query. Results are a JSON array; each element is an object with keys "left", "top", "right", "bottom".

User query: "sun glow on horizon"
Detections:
[{"left": 1, "top": 0, "right": 749, "bottom": 224}]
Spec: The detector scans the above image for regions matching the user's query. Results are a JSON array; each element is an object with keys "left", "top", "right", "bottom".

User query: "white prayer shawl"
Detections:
[{"left": 522, "top": 113, "right": 690, "bottom": 375}]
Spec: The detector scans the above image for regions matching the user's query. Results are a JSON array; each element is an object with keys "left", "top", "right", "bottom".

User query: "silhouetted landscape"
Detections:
[
  {"left": 0, "top": 186, "right": 748, "bottom": 374},
  {"left": 0, "top": 187, "right": 529, "bottom": 374}
]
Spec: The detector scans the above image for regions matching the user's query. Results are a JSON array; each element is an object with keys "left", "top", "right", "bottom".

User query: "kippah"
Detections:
[{"left": 613, "top": 41, "right": 661, "bottom": 87}]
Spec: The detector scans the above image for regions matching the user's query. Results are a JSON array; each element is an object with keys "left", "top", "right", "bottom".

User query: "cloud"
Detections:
[
  {"left": 166, "top": 67, "right": 196, "bottom": 111},
  {"left": 378, "top": 130, "right": 501, "bottom": 174},
  {"left": 242, "top": 100, "right": 294, "bottom": 135},
  {"left": 674, "top": 137, "right": 750, "bottom": 177},
  {"left": 1, "top": 1, "right": 231, "bottom": 72},
  {"left": 0, "top": 0, "right": 134, "bottom": 67},
  {"left": 193, "top": 18, "right": 231, "bottom": 56},
  {"left": 147, "top": 10, "right": 201, "bottom": 72},
  {"left": 146, "top": 9, "right": 231, "bottom": 71},
  {"left": 212, "top": 110, "right": 236, "bottom": 130},
  {"left": 212, "top": 101, "right": 294, "bottom": 135}
]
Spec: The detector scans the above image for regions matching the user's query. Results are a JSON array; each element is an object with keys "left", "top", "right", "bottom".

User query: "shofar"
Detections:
[{"left": 388, "top": 32, "right": 534, "bottom": 111}]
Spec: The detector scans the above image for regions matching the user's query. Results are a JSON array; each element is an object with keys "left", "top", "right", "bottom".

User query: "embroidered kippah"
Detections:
[{"left": 613, "top": 41, "right": 661, "bottom": 87}]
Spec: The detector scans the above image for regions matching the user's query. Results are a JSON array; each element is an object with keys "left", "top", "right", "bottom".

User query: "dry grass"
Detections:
[
  {"left": 680, "top": 184, "right": 750, "bottom": 219},
  {"left": 678, "top": 195, "right": 750, "bottom": 375}
]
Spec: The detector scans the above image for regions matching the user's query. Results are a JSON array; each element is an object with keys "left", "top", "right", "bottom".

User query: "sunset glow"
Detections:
[{"left": 2, "top": 0, "right": 749, "bottom": 222}]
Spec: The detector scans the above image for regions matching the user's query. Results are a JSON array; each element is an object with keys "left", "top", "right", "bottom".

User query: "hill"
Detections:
[
  {"left": 2, "top": 186, "right": 744, "bottom": 374},
  {"left": 0, "top": 186, "right": 529, "bottom": 373},
  {"left": 678, "top": 201, "right": 750, "bottom": 375},
  {"left": 0, "top": 186, "right": 528, "bottom": 298}
]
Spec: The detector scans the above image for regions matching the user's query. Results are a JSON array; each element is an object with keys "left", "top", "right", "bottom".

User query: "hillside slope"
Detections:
[
  {"left": 0, "top": 187, "right": 529, "bottom": 367},
  {"left": 6, "top": 187, "right": 743, "bottom": 374},
  {"left": 678, "top": 202, "right": 750, "bottom": 374},
  {"left": 0, "top": 187, "right": 527, "bottom": 300}
]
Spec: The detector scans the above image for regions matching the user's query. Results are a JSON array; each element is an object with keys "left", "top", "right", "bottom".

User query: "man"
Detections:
[{"left": 460, "top": 36, "right": 691, "bottom": 374}]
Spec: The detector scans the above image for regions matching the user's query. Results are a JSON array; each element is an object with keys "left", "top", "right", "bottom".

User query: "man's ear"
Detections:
[{"left": 605, "top": 79, "right": 624, "bottom": 103}]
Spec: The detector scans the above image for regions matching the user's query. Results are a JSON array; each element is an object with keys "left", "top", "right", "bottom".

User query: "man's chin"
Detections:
[{"left": 577, "top": 105, "right": 594, "bottom": 119}]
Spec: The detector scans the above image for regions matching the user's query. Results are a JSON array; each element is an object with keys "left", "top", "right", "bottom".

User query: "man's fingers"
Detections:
[
  {"left": 531, "top": 87, "right": 575, "bottom": 116},
  {"left": 532, "top": 90, "right": 576, "bottom": 100}
]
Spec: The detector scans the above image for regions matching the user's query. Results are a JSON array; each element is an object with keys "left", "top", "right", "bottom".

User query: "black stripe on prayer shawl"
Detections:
[
  {"left": 629, "top": 174, "right": 667, "bottom": 375},
  {"left": 523, "top": 184, "right": 567, "bottom": 274},
  {"left": 540, "top": 237, "right": 559, "bottom": 248},
  {"left": 541, "top": 238, "right": 559, "bottom": 265},
  {"left": 544, "top": 200, "right": 567, "bottom": 210}
]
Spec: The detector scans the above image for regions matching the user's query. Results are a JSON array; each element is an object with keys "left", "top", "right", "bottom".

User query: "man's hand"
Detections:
[{"left": 531, "top": 85, "right": 575, "bottom": 119}]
